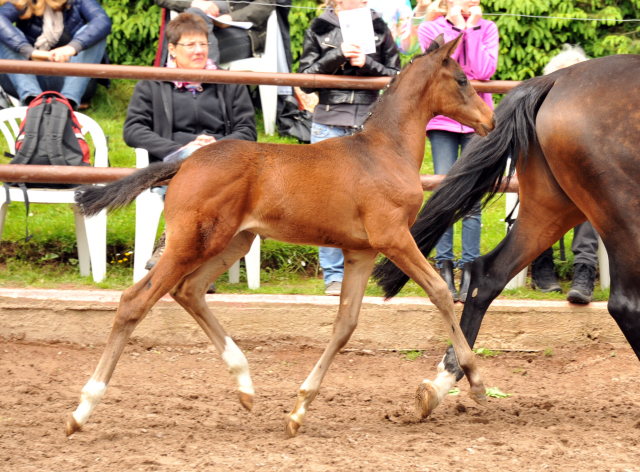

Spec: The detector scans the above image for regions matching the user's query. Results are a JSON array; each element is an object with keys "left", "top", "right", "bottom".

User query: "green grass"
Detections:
[{"left": 0, "top": 80, "right": 610, "bottom": 301}]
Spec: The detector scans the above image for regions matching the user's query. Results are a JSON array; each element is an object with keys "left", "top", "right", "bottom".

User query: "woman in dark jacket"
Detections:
[
  {"left": 298, "top": 0, "right": 400, "bottom": 295},
  {"left": 0, "top": 0, "right": 111, "bottom": 108},
  {"left": 123, "top": 13, "right": 256, "bottom": 290}
]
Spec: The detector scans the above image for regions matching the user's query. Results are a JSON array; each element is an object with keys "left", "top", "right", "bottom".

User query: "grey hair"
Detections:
[{"left": 543, "top": 44, "right": 589, "bottom": 75}]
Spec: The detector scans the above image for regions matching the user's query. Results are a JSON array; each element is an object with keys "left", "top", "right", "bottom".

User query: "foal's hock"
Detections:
[{"left": 67, "top": 34, "right": 494, "bottom": 438}]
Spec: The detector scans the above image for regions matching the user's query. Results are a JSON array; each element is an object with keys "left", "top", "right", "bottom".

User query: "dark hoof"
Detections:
[
  {"left": 469, "top": 388, "right": 487, "bottom": 406},
  {"left": 65, "top": 413, "right": 81, "bottom": 437},
  {"left": 284, "top": 415, "right": 301, "bottom": 438},
  {"left": 237, "top": 391, "right": 253, "bottom": 411},
  {"left": 415, "top": 380, "right": 440, "bottom": 419}
]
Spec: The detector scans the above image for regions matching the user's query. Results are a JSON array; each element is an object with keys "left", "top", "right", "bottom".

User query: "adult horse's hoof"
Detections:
[
  {"left": 237, "top": 391, "right": 254, "bottom": 411},
  {"left": 415, "top": 380, "right": 439, "bottom": 419},
  {"left": 469, "top": 388, "right": 487, "bottom": 406},
  {"left": 65, "top": 413, "right": 81, "bottom": 437},
  {"left": 284, "top": 415, "right": 301, "bottom": 438}
]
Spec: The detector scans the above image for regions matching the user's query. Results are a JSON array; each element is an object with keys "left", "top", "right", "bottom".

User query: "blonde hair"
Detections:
[
  {"left": 2, "top": 0, "right": 68, "bottom": 20},
  {"left": 543, "top": 44, "right": 589, "bottom": 75},
  {"left": 318, "top": 0, "right": 334, "bottom": 13}
]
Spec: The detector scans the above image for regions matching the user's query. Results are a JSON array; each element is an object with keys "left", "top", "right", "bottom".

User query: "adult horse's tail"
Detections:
[
  {"left": 74, "top": 160, "right": 185, "bottom": 217},
  {"left": 373, "top": 74, "right": 558, "bottom": 299}
]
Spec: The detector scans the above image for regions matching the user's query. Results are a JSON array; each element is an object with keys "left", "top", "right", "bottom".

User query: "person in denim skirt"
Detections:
[
  {"left": 417, "top": 0, "right": 498, "bottom": 303},
  {"left": 298, "top": 0, "right": 400, "bottom": 296}
]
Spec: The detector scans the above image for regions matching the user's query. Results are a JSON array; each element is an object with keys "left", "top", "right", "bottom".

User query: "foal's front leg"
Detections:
[
  {"left": 285, "top": 248, "right": 377, "bottom": 437},
  {"left": 374, "top": 228, "right": 485, "bottom": 418}
]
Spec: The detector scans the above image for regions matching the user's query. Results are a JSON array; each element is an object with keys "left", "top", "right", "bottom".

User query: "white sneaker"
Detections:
[{"left": 325, "top": 281, "right": 342, "bottom": 296}]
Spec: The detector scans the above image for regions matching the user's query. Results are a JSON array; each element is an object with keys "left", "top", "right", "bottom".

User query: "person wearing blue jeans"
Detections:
[
  {"left": 299, "top": 0, "right": 401, "bottom": 295},
  {"left": 0, "top": 0, "right": 111, "bottom": 109},
  {"left": 310, "top": 122, "right": 356, "bottom": 294},
  {"left": 0, "top": 28, "right": 106, "bottom": 108},
  {"left": 429, "top": 129, "right": 481, "bottom": 303}
]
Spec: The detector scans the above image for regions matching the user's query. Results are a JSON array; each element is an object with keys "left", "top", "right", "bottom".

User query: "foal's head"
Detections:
[{"left": 408, "top": 34, "right": 495, "bottom": 136}]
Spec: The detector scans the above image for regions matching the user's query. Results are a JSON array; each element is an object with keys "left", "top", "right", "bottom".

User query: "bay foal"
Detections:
[{"left": 69, "top": 34, "right": 494, "bottom": 437}]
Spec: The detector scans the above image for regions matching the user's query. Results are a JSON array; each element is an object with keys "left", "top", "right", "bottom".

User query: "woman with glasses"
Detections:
[{"left": 123, "top": 12, "right": 257, "bottom": 291}]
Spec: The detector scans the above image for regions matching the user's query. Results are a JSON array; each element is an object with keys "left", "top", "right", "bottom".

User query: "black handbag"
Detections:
[{"left": 277, "top": 96, "right": 313, "bottom": 143}]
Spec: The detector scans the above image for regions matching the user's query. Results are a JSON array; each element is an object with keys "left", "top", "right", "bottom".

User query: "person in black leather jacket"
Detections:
[
  {"left": 0, "top": 0, "right": 111, "bottom": 108},
  {"left": 298, "top": 0, "right": 400, "bottom": 295}
]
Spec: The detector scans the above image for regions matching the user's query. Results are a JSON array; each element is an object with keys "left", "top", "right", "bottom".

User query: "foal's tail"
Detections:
[
  {"left": 373, "top": 74, "right": 558, "bottom": 299},
  {"left": 75, "top": 160, "right": 185, "bottom": 217}
]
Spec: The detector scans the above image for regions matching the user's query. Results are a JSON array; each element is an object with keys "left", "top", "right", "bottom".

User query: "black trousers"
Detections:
[{"left": 538, "top": 221, "right": 599, "bottom": 267}]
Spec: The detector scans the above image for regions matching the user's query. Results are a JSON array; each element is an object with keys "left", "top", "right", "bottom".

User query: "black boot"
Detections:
[
  {"left": 206, "top": 283, "right": 216, "bottom": 294},
  {"left": 439, "top": 260, "right": 459, "bottom": 302},
  {"left": 566, "top": 263, "right": 596, "bottom": 304},
  {"left": 531, "top": 252, "right": 562, "bottom": 293},
  {"left": 458, "top": 262, "right": 473, "bottom": 303}
]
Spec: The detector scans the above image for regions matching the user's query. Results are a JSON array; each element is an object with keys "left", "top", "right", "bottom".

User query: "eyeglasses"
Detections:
[{"left": 176, "top": 42, "right": 210, "bottom": 51}]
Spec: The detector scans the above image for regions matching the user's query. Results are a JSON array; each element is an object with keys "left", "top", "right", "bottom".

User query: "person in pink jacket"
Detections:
[{"left": 417, "top": 0, "right": 498, "bottom": 303}]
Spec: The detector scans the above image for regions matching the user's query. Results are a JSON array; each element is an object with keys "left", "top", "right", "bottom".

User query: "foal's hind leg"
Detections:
[
  {"left": 285, "top": 248, "right": 377, "bottom": 437},
  {"left": 171, "top": 231, "right": 257, "bottom": 410},
  {"left": 371, "top": 228, "right": 485, "bottom": 417},
  {"left": 65, "top": 228, "right": 228, "bottom": 436}
]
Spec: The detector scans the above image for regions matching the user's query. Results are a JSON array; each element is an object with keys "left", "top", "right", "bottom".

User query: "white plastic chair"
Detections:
[
  {"left": 219, "top": 10, "right": 283, "bottom": 136},
  {"left": 0, "top": 106, "right": 108, "bottom": 282},
  {"left": 132, "top": 148, "right": 261, "bottom": 288},
  {"left": 504, "top": 195, "right": 610, "bottom": 290}
]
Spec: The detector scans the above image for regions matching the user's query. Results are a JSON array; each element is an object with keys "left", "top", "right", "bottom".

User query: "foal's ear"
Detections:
[
  {"left": 439, "top": 34, "right": 463, "bottom": 59},
  {"left": 426, "top": 33, "right": 445, "bottom": 54}
]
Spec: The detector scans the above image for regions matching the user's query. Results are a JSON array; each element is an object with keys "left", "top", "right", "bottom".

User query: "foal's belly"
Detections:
[{"left": 237, "top": 214, "right": 372, "bottom": 250}]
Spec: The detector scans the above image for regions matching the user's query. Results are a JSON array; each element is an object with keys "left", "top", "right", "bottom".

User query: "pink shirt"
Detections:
[{"left": 418, "top": 16, "right": 499, "bottom": 134}]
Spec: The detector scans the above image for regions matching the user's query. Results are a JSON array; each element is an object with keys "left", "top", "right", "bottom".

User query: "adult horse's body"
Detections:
[
  {"left": 66, "top": 35, "right": 494, "bottom": 438},
  {"left": 374, "top": 54, "right": 640, "bottom": 416}
]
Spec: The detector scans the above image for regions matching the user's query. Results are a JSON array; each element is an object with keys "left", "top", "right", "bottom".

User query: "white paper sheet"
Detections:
[
  {"left": 337, "top": 7, "right": 376, "bottom": 55},
  {"left": 207, "top": 14, "right": 253, "bottom": 30}
]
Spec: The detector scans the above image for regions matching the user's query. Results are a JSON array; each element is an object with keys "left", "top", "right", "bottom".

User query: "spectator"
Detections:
[
  {"left": 0, "top": 0, "right": 111, "bottom": 109},
  {"left": 369, "top": 0, "right": 443, "bottom": 55},
  {"left": 154, "top": 0, "right": 275, "bottom": 66},
  {"left": 531, "top": 44, "right": 598, "bottom": 304},
  {"left": 123, "top": 12, "right": 256, "bottom": 292},
  {"left": 418, "top": 0, "right": 498, "bottom": 303},
  {"left": 298, "top": 0, "right": 400, "bottom": 296}
]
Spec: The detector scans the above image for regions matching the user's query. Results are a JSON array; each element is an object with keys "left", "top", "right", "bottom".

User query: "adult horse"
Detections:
[
  {"left": 66, "top": 35, "right": 495, "bottom": 438},
  {"left": 374, "top": 54, "right": 640, "bottom": 417}
]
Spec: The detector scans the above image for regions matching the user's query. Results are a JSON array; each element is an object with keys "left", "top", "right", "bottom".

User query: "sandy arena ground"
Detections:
[{"left": 1, "top": 337, "right": 639, "bottom": 472}]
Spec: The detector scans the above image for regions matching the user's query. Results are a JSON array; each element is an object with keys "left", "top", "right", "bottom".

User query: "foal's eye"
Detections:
[{"left": 456, "top": 77, "right": 468, "bottom": 86}]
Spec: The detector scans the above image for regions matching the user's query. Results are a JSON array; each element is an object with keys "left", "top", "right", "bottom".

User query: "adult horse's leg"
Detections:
[
  {"left": 604, "top": 247, "right": 640, "bottom": 361},
  {"left": 371, "top": 228, "right": 486, "bottom": 417},
  {"left": 426, "top": 146, "right": 588, "bottom": 412},
  {"left": 285, "top": 248, "right": 377, "bottom": 437},
  {"left": 171, "top": 231, "right": 257, "bottom": 410},
  {"left": 65, "top": 225, "right": 235, "bottom": 436}
]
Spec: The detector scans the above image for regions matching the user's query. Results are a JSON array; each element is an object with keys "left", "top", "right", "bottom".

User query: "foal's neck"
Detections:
[{"left": 363, "top": 65, "right": 437, "bottom": 171}]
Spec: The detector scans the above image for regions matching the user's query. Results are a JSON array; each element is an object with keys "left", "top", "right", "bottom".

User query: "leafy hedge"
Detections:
[
  {"left": 100, "top": 0, "right": 640, "bottom": 76},
  {"left": 98, "top": 0, "right": 161, "bottom": 66},
  {"left": 483, "top": 0, "right": 640, "bottom": 80}
]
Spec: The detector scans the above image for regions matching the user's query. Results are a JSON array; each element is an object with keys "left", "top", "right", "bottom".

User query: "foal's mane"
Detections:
[{"left": 362, "top": 44, "right": 441, "bottom": 129}]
